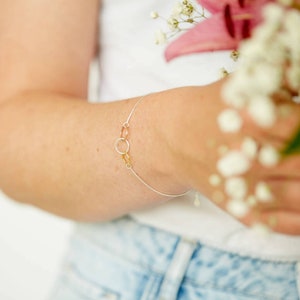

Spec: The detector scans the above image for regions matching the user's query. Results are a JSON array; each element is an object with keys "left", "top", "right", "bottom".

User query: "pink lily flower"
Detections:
[{"left": 165, "top": 0, "right": 273, "bottom": 61}]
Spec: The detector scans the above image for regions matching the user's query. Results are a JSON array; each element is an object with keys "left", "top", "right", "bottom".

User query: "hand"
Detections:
[{"left": 168, "top": 80, "right": 300, "bottom": 235}]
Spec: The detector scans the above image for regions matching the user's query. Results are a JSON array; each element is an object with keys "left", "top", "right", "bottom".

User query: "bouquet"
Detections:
[{"left": 152, "top": 0, "right": 300, "bottom": 232}]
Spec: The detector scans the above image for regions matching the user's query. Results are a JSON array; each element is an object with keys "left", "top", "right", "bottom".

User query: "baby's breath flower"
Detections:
[
  {"left": 225, "top": 177, "right": 248, "bottom": 199},
  {"left": 245, "top": 63, "right": 283, "bottom": 96},
  {"left": 217, "top": 150, "right": 251, "bottom": 177},
  {"left": 293, "top": 95, "right": 300, "bottom": 103},
  {"left": 227, "top": 199, "right": 250, "bottom": 218},
  {"left": 246, "top": 195, "right": 257, "bottom": 207},
  {"left": 247, "top": 96, "right": 277, "bottom": 128},
  {"left": 152, "top": 0, "right": 206, "bottom": 45},
  {"left": 263, "top": 3, "right": 285, "bottom": 27},
  {"left": 150, "top": 11, "right": 159, "bottom": 19},
  {"left": 219, "top": 67, "right": 229, "bottom": 78},
  {"left": 239, "top": 39, "right": 266, "bottom": 58},
  {"left": 182, "top": 0, "right": 195, "bottom": 16},
  {"left": 172, "top": 2, "right": 184, "bottom": 17},
  {"left": 241, "top": 137, "right": 258, "bottom": 160},
  {"left": 217, "top": 109, "right": 243, "bottom": 133},
  {"left": 255, "top": 182, "right": 273, "bottom": 203},
  {"left": 168, "top": 17, "right": 180, "bottom": 30},
  {"left": 283, "top": 10, "right": 300, "bottom": 62},
  {"left": 230, "top": 50, "right": 240, "bottom": 61},
  {"left": 209, "top": 174, "right": 222, "bottom": 187},
  {"left": 222, "top": 83, "right": 248, "bottom": 109},
  {"left": 258, "top": 145, "right": 280, "bottom": 167},
  {"left": 155, "top": 30, "right": 167, "bottom": 45}
]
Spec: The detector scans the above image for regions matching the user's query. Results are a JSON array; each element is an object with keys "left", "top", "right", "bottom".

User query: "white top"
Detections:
[{"left": 97, "top": 0, "right": 300, "bottom": 260}]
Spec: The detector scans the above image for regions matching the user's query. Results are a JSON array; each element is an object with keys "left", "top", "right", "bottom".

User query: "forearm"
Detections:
[{"left": 0, "top": 89, "right": 190, "bottom": 221}]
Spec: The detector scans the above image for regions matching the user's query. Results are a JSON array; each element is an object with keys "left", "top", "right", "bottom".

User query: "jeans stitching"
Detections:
[{"left": 296, "top": 262, "right": 300, "bottom": 299}]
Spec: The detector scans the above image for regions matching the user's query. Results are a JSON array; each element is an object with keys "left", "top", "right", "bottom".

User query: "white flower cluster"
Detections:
[
  {"left": 151, "top": 0, "right": 206, "bottom": 45},
  {"left": 216, "top": 2, "right": 300, "bottom": 224}
]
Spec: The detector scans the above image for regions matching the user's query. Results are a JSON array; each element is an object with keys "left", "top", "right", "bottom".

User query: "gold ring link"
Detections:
[
  {"left": 121, "top": 122, "right": 130, "bottom": 139},
  {"left": 114, "top": 137, "right": 130, "bottom": 155}
]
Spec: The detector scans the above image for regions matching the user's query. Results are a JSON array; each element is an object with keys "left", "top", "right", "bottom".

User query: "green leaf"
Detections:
[{"left": 281, "top": 126, "right": 300, "bottom": 156}]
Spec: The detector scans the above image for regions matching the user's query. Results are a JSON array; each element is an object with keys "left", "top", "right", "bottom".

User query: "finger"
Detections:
[
  {"left": 240, "top": 100, "right": 300, "bottom": 145},
  {"left": 265, "top": 178, "right": 300, "bottom": 212},
  {"left": 252, "top": 211, "right": 300, "bottom": 235},
  {"left": 241, "top": 209, "right": 300, "bottom": 235},
  {"left": 265, "top": 155, "right": 300, "bottom": 178}
]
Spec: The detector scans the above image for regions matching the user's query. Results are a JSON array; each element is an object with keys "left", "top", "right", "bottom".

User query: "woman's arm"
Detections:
[
  {"left": 1, "top": 0, "right": 300, "bottom": 235},
  {"left": 0, "top": 0, "right": 195, "bottom": 221}
]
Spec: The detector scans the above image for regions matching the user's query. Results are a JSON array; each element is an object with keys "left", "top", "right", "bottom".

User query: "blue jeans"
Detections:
[{"left": 49, "top": 217, "right": 300, "bottom": 300}]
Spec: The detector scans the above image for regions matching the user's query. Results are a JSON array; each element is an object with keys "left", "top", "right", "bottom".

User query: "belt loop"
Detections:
[
  {"left": 158, "top": 237, "right": 197, "bottom": 300},
  {"left": 296, "top": 262, "right": 300, "bottom": 299}
]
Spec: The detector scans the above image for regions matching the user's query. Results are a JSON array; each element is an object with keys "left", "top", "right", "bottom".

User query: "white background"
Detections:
[{"left": 0, "top": 192, "right": 73, "bottom": 300}]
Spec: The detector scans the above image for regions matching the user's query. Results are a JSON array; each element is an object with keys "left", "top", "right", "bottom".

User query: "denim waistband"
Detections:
[
  {"left": 56, "top": 217, "right": 300, "bottom": 300},
  {"left": 69, "top": 217, "right": 300, "bottom": 300}
]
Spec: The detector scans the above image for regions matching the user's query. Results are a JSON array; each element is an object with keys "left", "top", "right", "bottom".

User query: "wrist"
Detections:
[
  {"left": 160, "top": 82, "right": 227, "bottom": 193},
  {"left": 127, "top": 89, "right": 191, "bottom": 197}
]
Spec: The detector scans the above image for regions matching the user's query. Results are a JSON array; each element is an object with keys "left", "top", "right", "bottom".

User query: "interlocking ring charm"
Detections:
[
  {"left": 120, "top": 122, "right": 130, "bottom": 139},
  {"left": 114, "top": 137, "right": 130, "bottom": 155}
]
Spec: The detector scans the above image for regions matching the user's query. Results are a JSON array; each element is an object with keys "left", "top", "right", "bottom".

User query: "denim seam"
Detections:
[
  {"left": 158, "top": 238, "right": 197, "bottom": 300},
  {"left": 140, "top": 274, "right": 163, "bottom": 300},
  {"left": 296, "top": 262, "right": 300, "bottom": 299}
]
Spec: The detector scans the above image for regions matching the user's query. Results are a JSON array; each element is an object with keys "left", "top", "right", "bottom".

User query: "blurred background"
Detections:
[
  {"left": 0, "top": 192, "right": 73, "bottom": 300},
  {"left": 0, "top": 61, "right": 100, "bottom": 300}
]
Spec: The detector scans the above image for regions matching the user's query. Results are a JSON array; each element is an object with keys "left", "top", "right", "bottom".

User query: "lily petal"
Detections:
[
  {"left": 197, "top": 0, "right": 241, "bottom": 13},
  {"left": 165, "top": 0, "right": 273, "bottom": 61},
  {"left": 165, "top": 13, "right": 238, "bottom": 61}
]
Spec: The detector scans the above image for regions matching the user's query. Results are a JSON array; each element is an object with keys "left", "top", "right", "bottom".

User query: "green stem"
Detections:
[{"left": 281, "top": 125, "right": 300, "bottom": 156}]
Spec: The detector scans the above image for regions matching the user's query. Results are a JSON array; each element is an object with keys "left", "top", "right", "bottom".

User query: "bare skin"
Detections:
[{"left": 0, "top": 0, "right": 299, "bottom": 234}]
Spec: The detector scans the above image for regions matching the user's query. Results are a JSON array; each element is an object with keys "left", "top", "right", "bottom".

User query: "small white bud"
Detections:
[
  {"left": 255, "top": 182, "right": 273, "bottom": 203},
  {"left": 227, "top": 199, "right": 249, "bottom": 218},
  {"left": 258, "top": 145, "right": 280, "bottom": 167},
  {"left": 217, "top": 151, "right": 251, "bottom": 177},
  {"left": 241, "top": 137, "right": 258, "bottom": 160},
  {"left": 209, "top": 174, "right": 222, "bottom": 187},
  {"left": 246, "top": 195, "right": 257, "bottom": 207},
  {"left": 248, "top": 96, "right": 277, "bottom": 128},
  {"left": 150, "top": 11, "right": 159, "bottom": 19},
  {"left": 155, "top": 30, "right": 167, "bottom": 45},
  {"left": 217, "top": 109, "right": 243, "bottom": 133},
  {"left": 225, "top": 177, "right": 248, "bottom": 199}
]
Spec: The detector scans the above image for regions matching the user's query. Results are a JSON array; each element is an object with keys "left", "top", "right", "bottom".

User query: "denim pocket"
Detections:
[{"left": 53, "top": 262, "right": 120, "bottom": 300}]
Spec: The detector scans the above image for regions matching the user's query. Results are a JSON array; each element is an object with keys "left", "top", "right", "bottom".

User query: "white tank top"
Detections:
[{"left": 97, "top": 0, "right": 300, "bottom": 260}]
